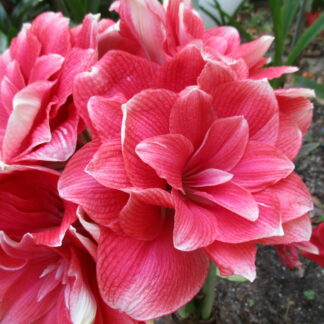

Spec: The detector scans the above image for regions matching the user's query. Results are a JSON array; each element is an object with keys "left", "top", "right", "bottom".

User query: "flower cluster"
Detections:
[{"left": 0, "top": 0, "right": 318, "bottom": 322}]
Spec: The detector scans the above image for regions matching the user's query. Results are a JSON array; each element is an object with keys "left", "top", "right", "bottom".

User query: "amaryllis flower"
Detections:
[
  {"left": 0, "top": 166, "right": 139, "bottom": 323},
  {"left": 302, "top": 223, "right": 324, "bottom": 267},
  {"left": 103, "top": 0, "right": 297, "bottom": 80},
  {"left": 0, "top": 12, "right": 100, "bottom": 165},
  {"left": 60, "top": 51, "right": 313, "bottom": 319}
]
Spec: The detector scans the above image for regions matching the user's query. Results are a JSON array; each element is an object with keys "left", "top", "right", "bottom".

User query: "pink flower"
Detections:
[
  {"left": 302, "top": 223, "right": 324, "bottom": 267},
  {"left": 104, "top": 0, "right": 297, "bottom": 80},
  {"left": 0, "top": 12, "right": 100, "bottom": 165},
  {"left": 59, "top": 48, "right": 313, "bottom": 319},
  {"left": 0, "top": 166, "right": 139, "bottom": 323}
]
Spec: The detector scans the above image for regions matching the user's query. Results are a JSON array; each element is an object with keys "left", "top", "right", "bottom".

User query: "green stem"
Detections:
[{"left": 199, "top": 262, "right": 217, "bottom": 320}]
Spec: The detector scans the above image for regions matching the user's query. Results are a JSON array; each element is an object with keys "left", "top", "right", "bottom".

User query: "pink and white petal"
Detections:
[
  {"left": 269, "top": 172, "right": 313, "bottom": 223},
  {"left": 122, "top": 89, "right": 177, "bottom": 188},
  {"left": 276, "top": 89, "right": 314, "bottom": 135},
  {"left": 119, "top": 193, "right": 166, "bottom": 241},
  {"left": 206, "top": 189, "right": 281, "bottom": 243},
  {"left": 184, "top": 168, "right": 233, "bottom": 188},
  {"left": 29, "top": 54, "right": 65, "bottom": 83},
  {"left": 186, "top": 116, "right": 249, "bottom": 172},
  {"left": 58, "top": 141, "right": 128, "bottom": 229},
  {"left": 258, "top": 213, "right": 312, "bottom": 245},
  {"left": 203, "top": 26, "right": 240, "bottom": 55},
  {"left": 232, "top": 141, "right": 294, "bottom": 192},
  {"left": 251, "top": 113, "right": 279, "bottom": 146},
  {"left": 2, "top": 81, "right": 53, "bottom": 162},
  {"left": 237, "top": 35, "right": 274, "bottom": 69},
  {"left": 88, "top": 95, "right": 125, "bottom": 140},
  {"left": 276, "top": 112, "right": 303, "bottom": 160},
  {"left": 119, "top": 0, "right": 166, "bottom": 64},
  {"left": 205, "top": 241, "right": 256, "bottom": 281},
  {"left": 136, "top": 134, "right": 194, "bottom": 192},
  {"left": 1, "top": 76, "right": 20, "bottom": 114},
  {"left": 30, "top": 12, "right": 71, "bottom": 56},
  {"left": 250, "top": 66, "right": 298, "bottom": 80},
  {"left": 159, "top": 45, "right": 205, "bottom": 92},
  {"left": 32, "top": 202, "right": 77, "bottom": 247},
  {"left": 74, "top": 50, "right": 160, "bottom": 127},
  {"left": 193, "top": 181, "right": 259, "bottom": 221},
  {"left": 198, "top": 60, "right": 237, "bottom": 95},
  {"left": 86, "top": 139, "right": 132, "bottom": 190},
  {"left": 169, "top": 86, "right": 215, "bottom": 149},
  {"left": 73, "top": 13, "right": 99, "bottom": 49},
  {"left": 211, "top": 80, "right": 279, "bottom": 140},
  {"left": 97, "top": 224, "right": 209, "bottom": 320},
  {"left": 173, "top": 191, "right": 219, "bottom": 251},
  {"left": 10, "top": 24, "right": 41, "bottom": 80}
]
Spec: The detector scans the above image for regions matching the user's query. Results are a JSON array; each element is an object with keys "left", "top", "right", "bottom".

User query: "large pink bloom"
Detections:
[
  {"left": 0, "top": 166, "right": 139, "bottom": 323},
  {"left": 59, "top": 50, "right": 313, "bottom": 320},
  {"left": 103, "top": 0, "right": 297, "bottom": 80},
  {"left": 0, "top": 12, "right": 101, "bottom": 165}
]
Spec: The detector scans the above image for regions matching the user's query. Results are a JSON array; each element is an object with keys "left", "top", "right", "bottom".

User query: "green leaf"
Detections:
[
  {"left": 269, "top": 0, "right": 284, "bottom": 66},
  {"left": 286, "top": 12, "right": 324, "bottom": 65},
  {"left": 282, "top": 0, "right": 302, "bottom": 41},
  {"left": 177, "top": 300, "right": 197, "bottom": 319},
  {"left": 292, "top": 75, "right": 324, "bottom": 99},
  {"left": 303, "top": 289, "right": 316, "bottom": 300},
  {"left": 199, "top": 262, "right": 217, "bottom": 319},
  {"left": 216, "top": 267, "right": 248, "bottom": 282},
  {"left": 296, "top": 142, "right": 320, "bottom": 160},
  {"left": 0, "top": 30, "right": 7, "bottom": 53}
]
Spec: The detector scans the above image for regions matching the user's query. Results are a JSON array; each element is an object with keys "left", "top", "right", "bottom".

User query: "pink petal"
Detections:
[
  {"left": 205, "top": 241, "right": 257, "bottom": 281},
  {"left": 193, "top": 181, "right": 259, "bottom": 221},
  {"left": 269, "top": 172, "right": 313, "bottom": 223},
  {"left": 203, "top": 26, "right": 240, "bottom": 55},
  {"left": 173, "top": 190, "right": 219, "bottom": 251},
  {"left": 73, "top": 13, "right": 99, "bottom": 49},
  {"left": 186, "top": 116, "right": 249, "bottom": 172},
  {"left": 184, "top": 168, "right": 233, "bottom": 188},
  {"left": 86, "top": 139, "right": 132, "bottom": 190},
  {"left": 2, "top": 81, "right": 53, "bottom": 162},
  {"left": 169, "top": 86, "right": 215, "bottom": 149},
  {"left": 136, "top": 134, "right": 194, "bottom": 192},
  {"left": 74, "top": 50, "right": 160, "bottom": 128},
  {"left": 97, "top": 224, "right": 209, "bottom": 320},
  {"left": 29, "top": 54, "right": 65, "bottom": 83},
  {"left": 122, "top": 89, "right": 177, "bottom": 188},
  {"left": 276, "top": 112, "right": 302, "bottom": 160},
  {"left": 88, "top": 95, "right": 125, "bottom": 140},
  {"left": 159, "top": 45, "right": 205, "bottom": 92},
  {"left": 232, "top": 141, "right": 294, "bottom": 192},
  {"left": 250, "top": 66, "right": 298, "bottom": 80},
  {"left": 237, "top": 35, "right": 274, "bottom": 69},
  {"left": 119, "top": 0, "right": 166, "bottom": 63},
  {"left": 58, "top": 141, "right": 128, "bottom": 229},
  {"left": 198, "top": 60, "right": 237, "bottom": 95},
  {"left": 258, "top": 213, "right": 312, "bottom": 245},
  {"left": 30, "top": 12, "right": 71, "bottom": 56},
  {"left": 10, "top": 24, "right": 41, "bottom": 80},
  {"left": 276, "top": 88, "right": 314, "bottom": 135},
  {"left": 211, "top": 80, "right": 279, "bottom": 141},
  {"left": 119, "top": 192, "right": 167, "bottom": 240},
  {"left": 204, "top": 189, "right": 282, "bottom": 243}
]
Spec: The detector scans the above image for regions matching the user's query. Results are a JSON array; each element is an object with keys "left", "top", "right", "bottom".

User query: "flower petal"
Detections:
[
  {"left": 205, "top": 241, "right": 257, "bottom": 281},
  {"left": 232, "top": 141, "right": 294, "bottom": 192},
  {"left": 173, "top": 190, "right": 219, "bottom": 251},
  {"left": 169, "top": 86, "right": 215, "bottom": 149},
  {"left": 122, "top": 89, "right": 177, "bottom": 188},
  {"left": 136, "top": 134, "right": 194, "bottom": 192},
  {"left": 97, "top": 224, "right": 209, "bottom": 320}
]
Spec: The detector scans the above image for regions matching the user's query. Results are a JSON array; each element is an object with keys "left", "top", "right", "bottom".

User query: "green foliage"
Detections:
[
  {"left": 303, "top": 289, "right": 316, "bottom": 300},
  {"left": 292, "top": 75, "right": 324, "bottom": 99}
]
